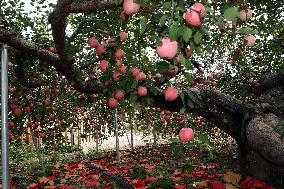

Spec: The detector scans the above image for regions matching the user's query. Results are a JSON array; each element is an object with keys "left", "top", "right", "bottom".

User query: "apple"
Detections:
[
  {"left": 88, "top": 37, "right": 99, "bottom": 48},
  {"left": 191, "top": 2, "right": 206, "bottom": 17},
  {"left": 137, "top": 86, "right": 147, "bottom": 96},
  {"left": 157, "top": 37, "right": 178, "bottom": 59},
  {"left": 113, "top": 72, "right": 121, "bottom": 81},
  {"left": 120, "top": 65, "right": 127, "bottom": 74},
  {"left": 115, "top": 90, "right": 125, "bottom": 102},
  {"left": 184, "top": 10, "right": 201, "bottom": 26},
  {"left": 179, "top": 128, "right": 194, "bottom": 142},
  {"left": 13, "top": 108, "right": 22, "bottom": 116},
  {"left": 244, "top": 35, "right": 255, "bottom": 47},
  {"left": 99, "top": 60, "right": 109, "bottom": 72},
  {"left": 135, "top": 72, "right": 146, "bottom": 81},
  {"left": 95, "top": 45, "right": 106, "bottom": 57},
  {"left": 131, "top": 67, "right": 140, "bottom": 77},
  {"left": 119, "top": 31, "right": 128, "bottom": 41},
  {"left": 239, "top": 9, "right": 252, "bottom": 21},
  {"left": 24, "top": 106, "right": 31, "bottom": 113},
  {"left": 123, "top": 0, "right": 140, "bottom": 15},
  {"left": 120, "top": 10, "right": 129, "bottom": 22},
  {"left": 8, "top": 122, "right": 15, "bottom": 129},
  {"left": 108, "top": 98, "right": 118, "bottom": 109},
  {"left": 165, "top": 87, "right": 179, "bottom": 101},
  {"left": 115, "top": 49, "right": 125, "bottom": 60}
]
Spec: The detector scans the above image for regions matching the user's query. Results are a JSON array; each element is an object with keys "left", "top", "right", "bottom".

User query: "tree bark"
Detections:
[{"left": 240, "top": 113, "right": 284, "bottom": 186}]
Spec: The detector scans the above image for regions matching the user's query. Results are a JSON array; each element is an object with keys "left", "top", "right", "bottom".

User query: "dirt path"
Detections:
[{"left": 81, "top": 132, "right": 167, "bottom": 153}]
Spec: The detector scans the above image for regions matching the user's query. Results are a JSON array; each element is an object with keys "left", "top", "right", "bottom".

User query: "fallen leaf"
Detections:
[
  {"left": 223, "top": 172, "right": 240, "bottom": 186},
  {"left": 174, "top": 184, "right": 187, "bottom": 189},
  {"left": 196, "top": 180, "right": 209, "bottom": 188},
  {"left": 85, "top": 179, "right": 100, "bottom": 188},
  {"left": 210, "top": 181, "right": 225, "bottom": 189},
  {"left": 225, "top": 183, "right": 239, "bottom": 189}
]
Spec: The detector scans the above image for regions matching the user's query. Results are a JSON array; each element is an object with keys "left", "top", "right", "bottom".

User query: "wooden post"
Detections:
[
  {"left": 30, "top": 129, "right": 45, "bottom": 172},
  {"left": 70, "top": 130, "right": 74, "bottom": 146},
  {"left": 129, "top": 110, "right": 134, "bottom": 150},
  {"left": 153, "top": 127, "right": 158, "bottom": 145},
  {"left": 114, "top": 109, "right": 120, "bottom": 162},
  {"left": 77, "top": 125, "right": 81, "bottom": 146}
]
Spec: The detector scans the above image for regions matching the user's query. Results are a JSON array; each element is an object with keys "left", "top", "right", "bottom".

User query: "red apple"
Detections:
[
  {"left": 165, "top": 87, "right": 179, "bottom": 101},
  {"left": 119, "top": 31, "right": 128, "bottom": 41},
  {"left": 191, "top": 2, "right": 206, "bottom": 17},
  {"left": 135, "top": 72, "right": 146, "bottom": 81},
  {"left": 120, "top": 10, "right": 129, "bottom": 22},
  {"left": 123, "top": 0, "right": 140, "bottom": 15},
  {"left": 99, "top": 60, "right": 109, "bottom": 72},
  {"left": 137, "top": 86, "right": 147, "bottom": 96},
  {"left": 179, "top": 128, "right": 194, "bottom": 142},
  {"left": 131, "top": 67, "right": 140, "bottom": 77},
  {"left": 115, "top": 90, "right": 125, "bottom": 102},
  {"left": 244, "top": 35, "right": 255, "bottom": 47},
  {"left": 108, "top": 98, "right": 118, "bottom": 109},
  {"left": 184, "top": 10, "right": 202, "bottom": 27},
  {"left": 239, "top": 9, "right": 252, "bottom": 21},
  {"left": 113, "top": 72, "right": 121, "bottom": 81},
  {"left": 156, "top": 37, "right": 178, "bottom": 59},
  {"left": 24, "top": 106, "right": 31, "bottom": 113},
  {"left": 13, "top": 108, "right": 22, "bottom": 116},
  {"left": 95, "top": 45, "right": 106, "bottom": 57},
  {"left": 88, "top": 37, "right": 99, "bottom": 48},
  {"left": 115, "top": 49, "right": 125, "bottom": 60},
  {"left": 120, "top": 65, "right": 127, "bottom": 74},
  {"left": 8, "top": 122, "right": 15, "bottom": 129}
]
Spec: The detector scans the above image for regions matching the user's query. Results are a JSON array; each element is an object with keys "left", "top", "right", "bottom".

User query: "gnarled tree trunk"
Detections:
[{"left": 241, "top": 113, "right": 284, "bottom": 186}]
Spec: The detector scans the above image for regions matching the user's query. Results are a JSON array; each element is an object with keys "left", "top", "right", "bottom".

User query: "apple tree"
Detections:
[{"left": 0, "top": 0, "right": 284, "bottom": 186}]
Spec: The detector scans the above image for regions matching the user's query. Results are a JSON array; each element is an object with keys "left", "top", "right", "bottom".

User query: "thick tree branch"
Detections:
[
  {"left": 48, "top": 0, "right": 74, "bottom": 76},
  {"left": 69, "top": 0, "right": 118, "bottom": 13},
  {"left": 150, "top": 88, "right": 250, "bottom": 142},
  {"left": 0, "top": 28, "right": 59, "bottom": 65},
  {"left": 260, "top": 70, "right": 284, "bottom": 93}
]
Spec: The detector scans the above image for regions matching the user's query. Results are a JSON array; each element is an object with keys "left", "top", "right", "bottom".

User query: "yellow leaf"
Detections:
[
  {"left": 54, "top": 161, "right": 61, "bottom": 169},
  {"left": 224, "top": 172, "right": 241, "bottom": 186},
  {"left": 225, "top": 183, "right": 239, "bottom": 189},
  {"left": 39, "top": 176, "right": 49, "bottom": 184},
  {"left": 195, "top": 180, "right": 209, "bottom": 188}
]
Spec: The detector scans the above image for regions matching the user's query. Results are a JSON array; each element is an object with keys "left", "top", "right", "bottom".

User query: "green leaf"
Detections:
[
  {"left": 157, "top": 61, "right": 170, "bottom": 73},
  {"left": 159, "top": 15, "right": 168, "bottom": 27},
  {"left": 163, "top": 1, "right": 171, "bottom": 9},
  {"left": 115, "top": 0, "right": 123, "bottom": 5},
  {"left": 198, "top": 134, "right": 213, "bottom": 147},
  {"left": 188, "top": 91, "right": 197, "bottom": 102},
  {"left": 193, "top": 31, "right": 203, "bottom": 45},
  {"left": 182, "top": 26, "right": 192, "bottom": 42},
  {"left": 176, "top": 5, "right": 186, "bottom": 12},
  {"left": 180, "top": 91, "right": 185, "bottom": 102},
  {"left": 180, "top": 107, "right": 186, "bottom": 113},
  {"left": 182, "top": 163, "right": 194, "bottom": 173},
  {"left": 204, "top": 6, "right": 213, "bottom": 13},
  {"left": 179, "top": 54, "right": 186, "bottom": 65},
  {"left": 169, "top": 24, "right": 179, "bottom": 41},
  {"left": 187, "top": 100, "right": 194, "bottom": 108},
  {"left": 224, "top": 7, "right": 240, "bottom": 21},
  {"left": 140, "top": 17, "right": 147, "bottom": 34},
  {"left": 184, "top": 73, "right": 193, "bottom": 84},
  {"left": 238, "top": 27, "right": 259, "bottom": 34},
  {"left": 182, "top": 59, "right": 193, "bottom": 70},
  {"left": 281, "top": 132, "right": 284, "bottom": 140}
]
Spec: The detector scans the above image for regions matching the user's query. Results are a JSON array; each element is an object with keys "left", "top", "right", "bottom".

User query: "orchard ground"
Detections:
[{"left": 80, "top": 131, "right": 168, "bottom": 153}]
